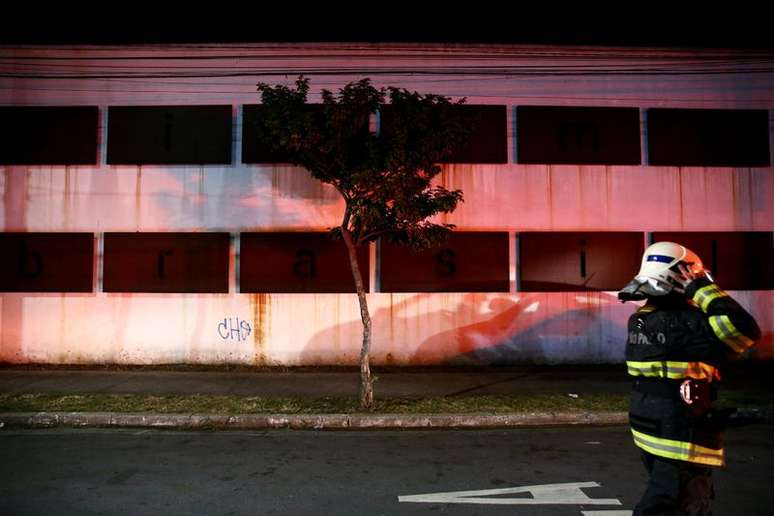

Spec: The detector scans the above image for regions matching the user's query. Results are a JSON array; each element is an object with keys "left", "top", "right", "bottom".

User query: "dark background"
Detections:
[{"left": 2, "top": 12, "right": 771, "bottom": 49}]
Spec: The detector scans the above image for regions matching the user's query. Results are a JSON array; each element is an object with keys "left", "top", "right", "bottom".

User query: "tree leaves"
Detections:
[{"left": 255, "top": 76, "right": 469, "bottom": 249}]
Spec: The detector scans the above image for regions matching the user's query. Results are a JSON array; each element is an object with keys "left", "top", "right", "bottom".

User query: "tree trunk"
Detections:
[{"left": 341, "top": 228, "right": 374, "bottom": 410}]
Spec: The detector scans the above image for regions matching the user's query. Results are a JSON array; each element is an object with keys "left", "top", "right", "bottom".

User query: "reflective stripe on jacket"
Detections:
[{"left": 626, "top": 360, "right": 720, "bottom": 382}]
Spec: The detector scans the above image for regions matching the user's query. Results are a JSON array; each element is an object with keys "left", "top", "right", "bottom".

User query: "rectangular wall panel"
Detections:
[
  {"left": 0, "top": 106, "right": 99, "bottom": 165},
  {"left": 103, "top": 233, "right": 229, "bottom": 293},
  {"left": 519, "top": 232, "right": 644, "bottom": 291},
  {"left": 107, "top": 106, "right": 232, "bottom": 165},
  {"left": 517, "top": 106, "right": 641, "bottom": 165},
  {"left": 381, "top": 105, "right": 508, "bottom": 164},
  {"left": 242, "top": 105, "right": 360, "bottom": 164},
  {"left": 240, "top": 232, "right": 368, "bottom": 293},
  {"left": 648, "top": 108, "right": 770, "bottom": 167},
  {"left": 0, "top": 233, "right": 93, "bottom": 292},
  {"left": 380, "top": 232, "right": 509, "bottom": 292}
]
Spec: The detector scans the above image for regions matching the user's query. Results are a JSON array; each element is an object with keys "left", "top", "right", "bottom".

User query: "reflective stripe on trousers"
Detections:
[{"left": 631, "top": 428, "right": 724, "bottom": 467}]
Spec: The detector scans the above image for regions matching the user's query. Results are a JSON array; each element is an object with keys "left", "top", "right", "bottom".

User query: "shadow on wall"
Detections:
[
  {"left": 416, "top": 297, "right": 628, "bottom": 365},
  {"left": 300, "top": 292, "right": 631, "bottom": 366}
]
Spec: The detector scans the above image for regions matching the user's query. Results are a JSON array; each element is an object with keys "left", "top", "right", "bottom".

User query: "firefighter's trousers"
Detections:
[{"left": 634, "top": 451, "right": 714, "bottom": 516}]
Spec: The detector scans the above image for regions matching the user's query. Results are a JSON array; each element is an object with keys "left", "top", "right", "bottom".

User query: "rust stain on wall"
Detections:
[
  {"left": 63, "top": 166, "right": 72, "bottom": 228},
  {"left": 388, "top": 293, "right": 395, "bottom": 342},
  {"left": 1, "top": 168, "right": 28, "bottom": 362},
  {"left": 677, "top": 167, "right": 685, "bottom": 228},
  {"left": 251, "top": 293, "right": 270, "bottom": 365},
  {"left": 547, "top": 165, "right": 554, "bottom": 227},
  {"left": 135, "top": 167, "right": 142, "bottom": 230},
  {"left": 604, "top": 165, "right": 612, "bottom": 224}
]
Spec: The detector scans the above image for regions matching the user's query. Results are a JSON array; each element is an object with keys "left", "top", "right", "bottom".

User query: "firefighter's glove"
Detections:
[{"left": 675, "top": 263, "right": 711, "bottom": 292}]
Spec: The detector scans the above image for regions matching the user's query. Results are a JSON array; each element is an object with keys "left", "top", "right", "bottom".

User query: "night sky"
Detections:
[
  {"left": 1, "top": 29, "right": 769, "bottom": 48},
  {"left": 2, "top": 12, "right": 771, "bottom": 49}
]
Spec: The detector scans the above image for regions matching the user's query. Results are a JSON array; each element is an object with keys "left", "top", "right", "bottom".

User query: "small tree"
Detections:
[{"left": 255, "top": 77, "right": 469, "bottom": 409}]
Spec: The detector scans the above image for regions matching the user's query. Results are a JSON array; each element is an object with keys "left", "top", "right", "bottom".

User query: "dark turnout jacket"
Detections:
[{"left": 625, "top": 277, "right": 761, "bottom": 466}]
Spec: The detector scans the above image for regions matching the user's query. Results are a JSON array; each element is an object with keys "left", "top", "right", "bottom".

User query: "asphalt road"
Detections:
[{"left": 2, "top": 425, "right": 772, "bottom": 515}]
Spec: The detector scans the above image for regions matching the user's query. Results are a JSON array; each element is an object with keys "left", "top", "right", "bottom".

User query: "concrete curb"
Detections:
[{"left": 0, "top": 411, "right": 628, "bottom": 430}]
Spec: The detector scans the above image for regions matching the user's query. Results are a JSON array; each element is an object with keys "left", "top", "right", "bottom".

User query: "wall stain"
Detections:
[
  {"left": 547, "top": 165, "right": 554, "bottom": 227},
  {"left": 1, "top": 168, "right": 28, "bottom": 362},
  {"left": 578, "top": 166, "right": 585, "bottom": 226},
  {"left": 135, "top": 166, "right": 142, "bottom": 230},
  {"left": 63, "top": 166, "right": 71, "bottom": 228},
  {"left": 251, "top": 293, "right": 270, "bottom": 365},
  {"left": 389, "top": 293, "right": 395, "bottom": 342},
  {"left": 677, "top": 167, "right": 685, "bottom": 228},
  {"left": 197, "top": 165, "right": 205, "bottom": 225},
  {"left": 604, "top": 165, "right": 611, "bottom": 225}
]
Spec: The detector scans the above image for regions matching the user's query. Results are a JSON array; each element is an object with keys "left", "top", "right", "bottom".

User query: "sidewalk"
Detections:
[
  {"left": 1, "top": 364, "right": 769, "bottom": 430},
  {"left": 0, "top": 365, "right": 632, "bottom": 397}
]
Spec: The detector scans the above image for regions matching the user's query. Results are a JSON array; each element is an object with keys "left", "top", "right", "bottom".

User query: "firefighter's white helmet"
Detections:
[{"left": 618, "top": 241, "right": 705, "bottom": 301}]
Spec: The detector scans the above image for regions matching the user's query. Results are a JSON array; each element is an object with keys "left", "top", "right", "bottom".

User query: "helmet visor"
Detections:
[{"left": 617, "top": 276, "right": 672, "bottom": 302}]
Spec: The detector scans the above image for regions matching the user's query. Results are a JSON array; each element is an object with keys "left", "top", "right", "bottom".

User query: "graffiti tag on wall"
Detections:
[{"left": 217, "top": 317, "right": 252, "bottom": 341}]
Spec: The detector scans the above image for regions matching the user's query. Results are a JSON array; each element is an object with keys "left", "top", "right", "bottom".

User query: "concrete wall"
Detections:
[{"left": 1, "top": 43, "right": 772, "bottom": 364}]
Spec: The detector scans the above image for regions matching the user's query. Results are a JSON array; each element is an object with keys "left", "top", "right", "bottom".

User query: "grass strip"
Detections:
[
  {"left": 1, "top": 389, "right": 768, "bottom": 415},
  {"left": 0, "top": 393, "right": 629, "bottom": 415}
]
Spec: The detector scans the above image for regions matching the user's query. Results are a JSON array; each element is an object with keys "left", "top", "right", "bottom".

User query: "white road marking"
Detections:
[
  {"left": 581, "top": 511, "right": 633, "bottom": 515},
  {"left": 399, "top": 481, "right": 622, "bottom": 505}
]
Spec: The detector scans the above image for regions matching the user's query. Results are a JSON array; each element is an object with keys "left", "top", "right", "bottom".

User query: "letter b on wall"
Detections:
[{"left": 0, "top": 233, "right": 94, "bottom": 292}]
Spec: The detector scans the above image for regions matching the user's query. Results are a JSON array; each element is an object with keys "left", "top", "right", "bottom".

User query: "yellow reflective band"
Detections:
[
  {"left": 709, "top": 315, "right": 755, "bottom": 353},
  {"left": 630, "top": 361, "right": 669, "bottom": 377},
  {"left": 627, "top": 361, "right": 667, "bottom": 378},
  {"left": 626, "top": 360, "right": 719, "bottom": 381},
  {"left": 631, "top": 428, "right": 725, "bottom": 467},
  {"left": 693, "top": 284, "right": 728, "bottom": 312},
  {"left": 682, "top": 361, "right": 721, "bottom": 381}
]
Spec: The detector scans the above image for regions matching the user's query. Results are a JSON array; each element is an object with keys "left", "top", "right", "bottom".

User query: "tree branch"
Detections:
[{"left": 341, "top": 202, "right": 352, "bottom": 231}]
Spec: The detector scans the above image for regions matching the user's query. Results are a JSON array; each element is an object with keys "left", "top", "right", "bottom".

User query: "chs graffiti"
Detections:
[{"left": 218, "top": 317, "right": 252, "bottom": 341}]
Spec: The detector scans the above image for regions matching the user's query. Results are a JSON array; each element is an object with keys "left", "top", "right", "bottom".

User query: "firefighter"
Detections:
[{"left": 618, "top": 241, "right": 760, "bottom": 515}]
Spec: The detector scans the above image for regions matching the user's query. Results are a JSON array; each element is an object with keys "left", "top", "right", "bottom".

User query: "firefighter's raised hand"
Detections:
[{"left": 676, "top": 263, "right": 706, "bottom": 289}]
